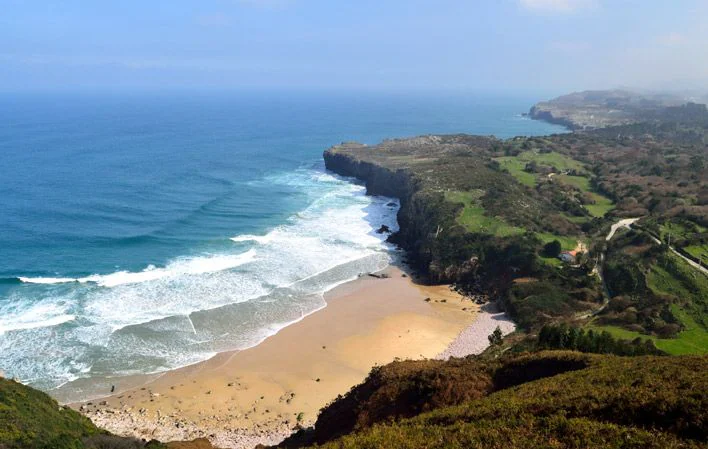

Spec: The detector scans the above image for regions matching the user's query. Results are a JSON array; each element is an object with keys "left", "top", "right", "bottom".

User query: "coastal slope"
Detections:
[{"left": 276, "top": 351, "right": 707, "bottom": 449}]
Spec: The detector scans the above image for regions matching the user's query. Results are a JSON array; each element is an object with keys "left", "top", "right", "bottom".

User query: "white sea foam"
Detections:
[
  {"left": 2, "top": 168, "right": 400, "bottom": 395},
  {"left": 19, "top": 249, "right": 257, "bottom": 288},
  {"left": 230, "top": 234, "right": 274, "bottom": 244},
  {"left": 0, "top": 301, "right": 76, "bottom": 335},
  {"left": 18, "top": 277, "right": 76, "bottom": 284}
]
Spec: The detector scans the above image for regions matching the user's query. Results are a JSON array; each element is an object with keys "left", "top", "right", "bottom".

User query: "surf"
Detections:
[{"left": 18, "top": 249, "right": 257, "bottom": 287}]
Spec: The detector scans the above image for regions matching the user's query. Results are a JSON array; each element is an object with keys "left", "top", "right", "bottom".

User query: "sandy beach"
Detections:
[{"left": 68, "top": 266, "right": 512, "bottom": 448}]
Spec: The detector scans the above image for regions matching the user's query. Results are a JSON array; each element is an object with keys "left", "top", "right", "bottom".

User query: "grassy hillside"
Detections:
[
  {"left": 278, "top": 352, "right": 707, "bottom": 449},
  {"left": 325, "top": 109, "right": 708, "bottom": 354},
  {"left": 0, "top": 376, "right": 223, "bottom": 449},
  {"left": 0, "top": 376, "right": 172, "bottom": 449},
  {"left": 0, "top": 376, "right": 101, "bottom": 449},
  {"left": 593, "top": 227, "right": 708, "bottom": 354}
]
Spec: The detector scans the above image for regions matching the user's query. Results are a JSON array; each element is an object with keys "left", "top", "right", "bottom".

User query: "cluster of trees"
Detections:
[
  {"left": 488, "top": 326, "right": 503, "bottom": 346},
  {"left": 537, "top": 324, "right": 663, "bottom": 356}
]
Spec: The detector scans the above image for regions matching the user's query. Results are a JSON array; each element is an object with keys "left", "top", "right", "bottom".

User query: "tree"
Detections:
[
  {"left": 542, "top": 240, "right": 562, "bottom": 258},
  {"left": 690, "top": 154, "right": 704, "bottom": 171},
  {"left": 488, "top": 326, "right": 503, "bottom": 346},
  {"left": 524, "top": 160, "right": 539, "bottom": 173}
]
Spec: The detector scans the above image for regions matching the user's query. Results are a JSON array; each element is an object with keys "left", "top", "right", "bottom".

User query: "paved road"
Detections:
[
  {"left": 606, "top": 217, "right": 708, "bottom": 276},
  {"left": 641, "top": 230, "right": 708, "bottom": 276},
  {"left": 605, "top": 217, "right": 641, "bottom": 241}
]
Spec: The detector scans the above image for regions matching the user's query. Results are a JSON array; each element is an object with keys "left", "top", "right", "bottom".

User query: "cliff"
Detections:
[
  {"left": 323, "top": 142, "right": 416, "bottom": 199},
  {"left": 528, "top": 89, "right": 686, "bottom": 130},
  {"left": 323, "top": 134, "right": 590, "bottom": 290},
  {"left": 322, "top": 122, "right": 708, "bottom": 341},
  {"left": 324, "top": 136, "right": 511, "bottom": 284},
  {"left": 323, "top": 142, "right": 432, "bottom": 277}
]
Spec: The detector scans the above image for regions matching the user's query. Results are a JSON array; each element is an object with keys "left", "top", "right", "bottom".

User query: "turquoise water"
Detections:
[{"left": 0, "top": 90, "right": 565, "bottom": 394}]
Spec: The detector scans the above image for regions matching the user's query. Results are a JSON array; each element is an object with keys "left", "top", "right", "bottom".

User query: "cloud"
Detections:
[{"left": 519, "top": 0, "right": 596, "bottom": 13}]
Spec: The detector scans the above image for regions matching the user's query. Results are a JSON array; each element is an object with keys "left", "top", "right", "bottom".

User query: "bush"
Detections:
[
  {"left": 488, "top": 326, "right": 503, "bottom": 346},
  {"left": 541, "top": 240, "right": 562, "bottom": 258},
  {"left": 284, "top": 353, "right": 708, "bottom": 449}
]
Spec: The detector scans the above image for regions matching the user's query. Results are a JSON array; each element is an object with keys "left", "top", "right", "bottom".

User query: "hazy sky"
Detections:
[{"left": 1, "top": 0, "right": 706, "bottom": 93}]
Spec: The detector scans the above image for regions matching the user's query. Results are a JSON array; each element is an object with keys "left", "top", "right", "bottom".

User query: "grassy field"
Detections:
[
  {"left": 536, "top": 232, "right": 580, "bottom": 251},
  {"left": 494, "top": 150, "right": 586, "bottom": 188},
  {"left": 585, "top": 199, "right": 615, "bottom": 218},
  {"left": 493, "top": 151, "right": 614, "bottom": 217},
  {"left": 648, "top": 252, "right": 708, "bottom": 325},
  {"left": 685, "top": 245, "right": 708, "bottom": 262},
  {"left": 589, "top": 309, "right": 708, "bottom": 355},
  {"left": 565, "top": 214, "right": 591, "bottom": 224},
  {"left": 445, "top": 190, "right": 523, "bottom": 236},
  {"left": 556, "top": 174, "right": 615, "bottom": 217},
  {"left": 535, "top": 232, "right": 582, "bottom": 267},
  {"left": 493, "top": 157, "right": 537, "bottom": 187}
]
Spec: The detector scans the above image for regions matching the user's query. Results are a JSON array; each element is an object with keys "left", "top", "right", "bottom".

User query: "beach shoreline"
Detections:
[{"left": 67, "top": 264, "right": 510, "bottom": 448}]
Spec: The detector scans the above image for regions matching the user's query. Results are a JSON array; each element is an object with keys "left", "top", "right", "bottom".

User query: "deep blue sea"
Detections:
[{"left": 0, "top": 90, "right": 565, "bottom": 397}]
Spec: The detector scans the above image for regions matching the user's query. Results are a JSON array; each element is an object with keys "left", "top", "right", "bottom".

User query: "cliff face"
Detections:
[
  {"left": 323, "top": 144, "right": 414, "bottom": 199},
  {"left": 322, "top": 135, "right": 552, "bottom": 286},
  {"left": 528, "top": 105, "right": 580, "bottom": 130},
  {"left": 323, "top": 143, "right": 457, "bottom": 282}
]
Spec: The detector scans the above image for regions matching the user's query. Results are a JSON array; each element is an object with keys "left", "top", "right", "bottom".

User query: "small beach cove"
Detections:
[{"left": 67, "top": 264, "right": 513, "bottom": 448}]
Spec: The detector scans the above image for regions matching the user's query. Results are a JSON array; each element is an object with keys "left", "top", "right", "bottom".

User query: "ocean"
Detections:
[{"left": 0, "top": 90, "right": 565, "bottom": 397}]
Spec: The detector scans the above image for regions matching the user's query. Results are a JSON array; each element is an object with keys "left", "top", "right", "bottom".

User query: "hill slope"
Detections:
[
  {"left": 278, "top": 352, "right": 707, "bottom": 449},
  {"left": 0, "top": 376, "right": 219, "bottom": 449}
]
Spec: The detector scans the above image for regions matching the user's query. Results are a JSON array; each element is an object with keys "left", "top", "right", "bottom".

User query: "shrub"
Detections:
[{"left": 541, "top": 240, "right": 562, "bottom": 258}]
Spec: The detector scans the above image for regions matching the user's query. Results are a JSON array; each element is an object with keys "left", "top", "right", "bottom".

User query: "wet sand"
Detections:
[{"left": 70, "top": 266, "right": 481, "bottom": 448}]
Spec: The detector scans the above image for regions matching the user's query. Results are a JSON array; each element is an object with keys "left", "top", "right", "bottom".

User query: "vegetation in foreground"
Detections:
[
  {"left": 0, "top": 375, "right": 224, "bottom": 449},
  {"left": 277, "top": 351, "right": 707, "bottom": 449},
  {"left": 0, "top": 376, "right": 168, "bottom": 449}
]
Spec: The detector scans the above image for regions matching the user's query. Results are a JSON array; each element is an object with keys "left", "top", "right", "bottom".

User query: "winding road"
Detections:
[{"left": 582, "top": 216, "right": 706, "bottom": 320}]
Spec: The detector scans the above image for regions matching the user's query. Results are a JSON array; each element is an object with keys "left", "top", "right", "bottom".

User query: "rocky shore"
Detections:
[
  {"left": 436, "top": 302, "right": 515, "bottom": 360},
  {"left": 81, "top": 403, "right": 292, "bottom": 449}
]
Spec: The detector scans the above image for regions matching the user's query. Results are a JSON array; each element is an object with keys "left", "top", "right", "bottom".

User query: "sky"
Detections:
[{"left": 1, "top": 0, "right": 706, "bottom": 94}]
